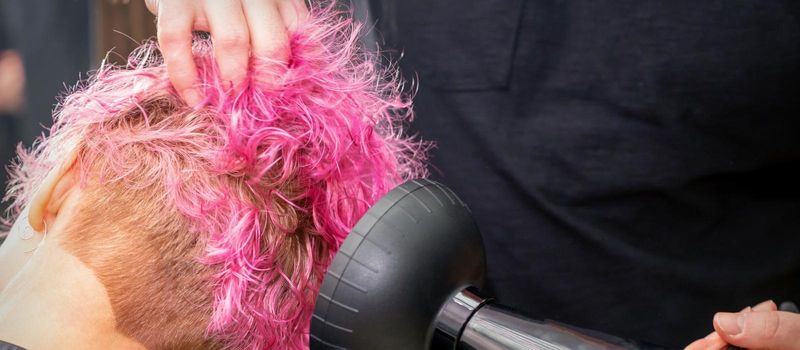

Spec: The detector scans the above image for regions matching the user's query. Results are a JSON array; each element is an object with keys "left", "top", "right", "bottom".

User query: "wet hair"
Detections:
[{"left": 4, "top": 7, "right": 427, "bottom": 349}]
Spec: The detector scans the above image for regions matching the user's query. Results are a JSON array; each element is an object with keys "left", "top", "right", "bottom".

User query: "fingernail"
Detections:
[
  {"left": 715, "top": 312, "right": 744, "bottom": 336},
  {"left": 183, "top": 88, "right": 202, "bottom": 107}
]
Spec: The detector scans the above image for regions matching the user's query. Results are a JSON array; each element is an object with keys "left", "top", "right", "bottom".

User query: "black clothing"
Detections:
[{"left": 372, "top": 0, "right": 800, "bottom": 347}]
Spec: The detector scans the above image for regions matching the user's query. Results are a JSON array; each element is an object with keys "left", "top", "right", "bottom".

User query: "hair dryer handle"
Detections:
[{"left": 435, "top": 288, "right": 667, "bottom": 350}]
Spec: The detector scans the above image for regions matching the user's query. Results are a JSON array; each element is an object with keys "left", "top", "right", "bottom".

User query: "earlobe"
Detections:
[{"left": 28, "top": 150, "right": 80, "bottom": 232}]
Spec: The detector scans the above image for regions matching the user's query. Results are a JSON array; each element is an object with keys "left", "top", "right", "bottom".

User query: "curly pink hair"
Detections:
[{"left": 5, "top": 6, "right": 427, "bottom": 349}]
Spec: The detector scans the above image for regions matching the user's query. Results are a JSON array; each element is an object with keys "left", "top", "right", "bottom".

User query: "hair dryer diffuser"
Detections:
[{"left": 310, "top": 180, "right": 664, "bottom": 350}]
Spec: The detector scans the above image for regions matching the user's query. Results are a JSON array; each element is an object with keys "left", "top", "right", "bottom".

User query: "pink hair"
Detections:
[{"left": 5, "top": 6, "right": 428, "bottom": 349}]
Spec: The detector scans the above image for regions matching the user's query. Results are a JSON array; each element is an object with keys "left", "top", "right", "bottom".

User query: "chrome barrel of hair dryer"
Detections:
[{"left": 310, "top": 179, "right": 665, "bottom": 350}]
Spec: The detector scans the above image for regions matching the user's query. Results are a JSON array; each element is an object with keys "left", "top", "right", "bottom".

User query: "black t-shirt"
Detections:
[{"left": 371, "top": 0, "right": 800, "bottom": 347}]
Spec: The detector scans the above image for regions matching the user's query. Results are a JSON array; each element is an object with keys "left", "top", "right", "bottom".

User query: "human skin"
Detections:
[
  {"left": 684, "top": 299, "right": 800, "bottom": 350},
  {"left": 144, "top": 0, "right": 307, "bottom": 105},
  {"left": 0, "top": 153, "right": 146, "bottom": 350},
  {"left": 708, "top": 308, "right": 800, "bottom": 350},
  {"left": 148, "top": 1, "right": 800, "bottom": 348},
  {"left": 0, "top": 4, "right": 427, "bottom": 347}
]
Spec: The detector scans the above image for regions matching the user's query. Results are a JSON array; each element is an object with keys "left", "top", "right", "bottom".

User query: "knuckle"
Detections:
[
  {"left": 157, "top": 28, "right": 183, "bottom": 47},
  {"left": 763, "top": 312, "right": 782, "bottom": 339},
  {"left": 751, "top": 312, "right": 782, "bottom": 341},
  {"left": 215, "top": 32, "right": 249, "bottom": 50}
]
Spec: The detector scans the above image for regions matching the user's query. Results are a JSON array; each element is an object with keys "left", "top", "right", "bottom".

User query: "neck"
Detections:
[{"left": 0, "top": 237, "right": 144, "bottom": 350}]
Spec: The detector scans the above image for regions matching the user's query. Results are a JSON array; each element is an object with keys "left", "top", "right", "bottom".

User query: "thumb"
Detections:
[{"left": 714, "top": 310, "right": 800, "bottom": 349}]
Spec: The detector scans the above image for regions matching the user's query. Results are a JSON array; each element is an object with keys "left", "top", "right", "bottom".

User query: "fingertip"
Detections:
[
  {"left": 156, "top": 8, "right": 199, "bottom": 104},
  {"left": 713, "top": 312, "right": 743, "bottom": 339},
  {"left": 165, "top": 60, "right": 200, "bottom": 105},
  {"left": 704, "top": 331, "right": 729, "bottom": 350},
  {"left": 719, "top": 310, "right": 800, "bottom": 349},
  {"left": 204, "top": 1, "right": 251, "bottom": 91}
]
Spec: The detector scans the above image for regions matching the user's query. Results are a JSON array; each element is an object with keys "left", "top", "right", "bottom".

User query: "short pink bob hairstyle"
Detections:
[{"left": 5, "top": 6, "right": 427, "bottom": 349}]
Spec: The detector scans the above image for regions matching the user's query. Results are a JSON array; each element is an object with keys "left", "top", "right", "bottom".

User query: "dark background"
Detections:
[
  {"left": 1, "top": 1, "right": 799, "bottom": 347},
  {"left": 373, "top": 0, "right": 800, "bottom": 347},
  {"left": 0, "top": 0, "right": 153, "bottom": 212}
]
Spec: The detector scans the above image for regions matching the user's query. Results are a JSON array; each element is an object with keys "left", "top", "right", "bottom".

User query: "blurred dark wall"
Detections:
[
  {"left": 93, "top": 0, "right": 156, "bottom": 66},
  {"left": 0, "top": 0, "right": 90, "bottom": 147},
  {"left": 0, "top": 6, "right": 14, "bottom": 174},
  {"left": 0, "top": 0, "right": 89, "bottom": 212}
]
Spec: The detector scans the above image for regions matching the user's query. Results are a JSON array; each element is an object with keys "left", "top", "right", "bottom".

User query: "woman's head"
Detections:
[{"left": 4, "top": 8, "right": 426, "bottom": 349}]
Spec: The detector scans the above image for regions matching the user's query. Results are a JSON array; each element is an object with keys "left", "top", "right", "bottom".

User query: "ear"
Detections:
[{"left": 28, "top": 150, "right": 80, "bottom": 232}]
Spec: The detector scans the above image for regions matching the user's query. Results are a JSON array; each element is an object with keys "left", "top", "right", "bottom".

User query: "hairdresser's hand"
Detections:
[
  {"left": 685, "top": 300, "right": 800, "bottom": 350},
  {"left": 145, "top": 0, "right": 308, "bottom": 105}
]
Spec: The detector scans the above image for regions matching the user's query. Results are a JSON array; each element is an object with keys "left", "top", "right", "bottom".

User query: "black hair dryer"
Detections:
[{"left": 310, "top": 179, "right": 663, "bottom": 350}]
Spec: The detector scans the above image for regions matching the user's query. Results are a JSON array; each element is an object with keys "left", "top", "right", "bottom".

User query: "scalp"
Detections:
[{"left": 5, "top": 5, "right": 428, "bottom": 349}]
